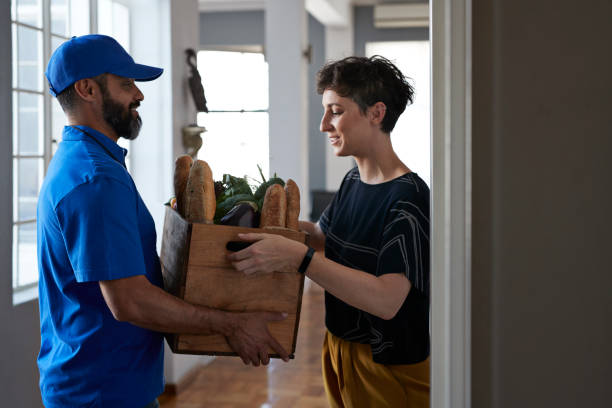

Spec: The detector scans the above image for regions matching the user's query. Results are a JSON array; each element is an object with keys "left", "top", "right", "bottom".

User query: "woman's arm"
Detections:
[
  {"left": 228, "top": 233, "right": 410, "bottom": 320},
  {"left": 306, "top": 251, "right": 410, "bottom": 320},
  {"left": 298, "top": 220, "right": 325, "bottom": 251}
]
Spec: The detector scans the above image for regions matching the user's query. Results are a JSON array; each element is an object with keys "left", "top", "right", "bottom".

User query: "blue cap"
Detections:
[{"left": 45, "top": 34, "right": 163, "bottom": 97}]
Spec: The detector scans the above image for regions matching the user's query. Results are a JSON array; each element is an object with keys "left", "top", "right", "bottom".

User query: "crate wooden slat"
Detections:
[{"left": 160, "top": 206, "right": 307, "bottom": 358}]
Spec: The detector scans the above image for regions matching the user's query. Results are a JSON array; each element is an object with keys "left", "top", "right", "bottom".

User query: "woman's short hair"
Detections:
[{"left": 316, "top": 55, "right": 414, "bottom": 133}]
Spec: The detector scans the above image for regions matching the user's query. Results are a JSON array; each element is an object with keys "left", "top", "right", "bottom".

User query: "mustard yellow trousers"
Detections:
[{"left": 322, "top": 331, "right": 430, "bottom": 408}]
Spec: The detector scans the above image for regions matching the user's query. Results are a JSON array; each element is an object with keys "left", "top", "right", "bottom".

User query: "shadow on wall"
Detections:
[{"left": 310, "top": 190, "right": 336, "bottom": 222}]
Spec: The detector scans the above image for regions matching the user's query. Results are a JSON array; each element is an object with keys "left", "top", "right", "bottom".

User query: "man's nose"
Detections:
[{"left": 135, "top": 86, "right": 144, "bottom": 102}]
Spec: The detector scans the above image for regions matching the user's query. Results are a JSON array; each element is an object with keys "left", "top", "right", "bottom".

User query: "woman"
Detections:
[{"left": 228, "top": 55, "right": 430, "bottom": 407}]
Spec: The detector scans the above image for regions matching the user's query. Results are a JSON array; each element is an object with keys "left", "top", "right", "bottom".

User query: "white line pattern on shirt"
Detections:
[
  {"left": 370, "top": 327, "right": 394, "bottom": 354},
  {"left": 346, "top": 168, "right": 417, "bottom": 188},
  {"left": 322, "top": 168, "right": 429, "bottom": 358},
  {"left": 393, "top": 200, "right": 428, "bottom": 224},
  {"left": 407, "top": 173, "right": 419, "bottom": 191},
  {"left": 326, "top": 230, "right": 379, "bottom": 256},
  {"left": 341, "top": 312, "right": 371, "bottom": 342},
  {"left": 379, "top": 216, "right": 424, "bottom": 292},
  {"left": 384, "top": 210, "right": 430, "bottom": 240},
  {"left": 325, "top": 244, "right": 364, "bottom": 271}
]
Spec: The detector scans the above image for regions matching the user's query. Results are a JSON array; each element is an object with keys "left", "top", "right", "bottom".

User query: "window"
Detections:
[
  {"left": 366, "top": 41, "right": 431, "bottom": 187},
  {"left": 196, "top": 50, "right": 269, "bottom": 184},
  {"left": 11, "top": 0, "right": 130, "bottom": 304},
  {"left": 98, "top": 0, "right": 130, "bottom": 51}
]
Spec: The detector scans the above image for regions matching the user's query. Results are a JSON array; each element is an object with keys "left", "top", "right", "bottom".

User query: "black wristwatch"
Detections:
[{"left": 297, "top": 247, "right": 315, "bottom": 274}]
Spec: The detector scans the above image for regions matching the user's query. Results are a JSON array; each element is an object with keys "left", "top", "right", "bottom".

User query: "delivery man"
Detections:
[{"left": 37, "top": 34, "right": 288, "bottom": 408}]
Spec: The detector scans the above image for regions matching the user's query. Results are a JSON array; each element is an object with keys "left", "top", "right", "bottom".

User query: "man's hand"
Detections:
[
  {"left": 225, "top": 311, "right": 290, "bottom": 366},
  {"left": 227, "top": 233, "right": 308, "bottom": 275}
]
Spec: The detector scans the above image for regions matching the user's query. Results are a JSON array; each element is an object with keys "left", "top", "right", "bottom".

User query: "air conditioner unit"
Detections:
[{"left": 373, "top": 3, "right": 429, "bottom": 28}]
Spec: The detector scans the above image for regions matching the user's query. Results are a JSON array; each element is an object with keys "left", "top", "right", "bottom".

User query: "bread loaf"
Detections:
[
  {"left": 174, "top": 155, "right": 193, "bottom": 218},
  {"left": 201, "top": 161, "right": 216, "bottom": 223},
  {"left": 284, "top": 179, "right": 300, "bottom": 231},
  {"left": 185, "top": 159, "right": 215, "bottom": 223},
  {"left": 260, "top": 184, "right": 287, "bottom": 228}
]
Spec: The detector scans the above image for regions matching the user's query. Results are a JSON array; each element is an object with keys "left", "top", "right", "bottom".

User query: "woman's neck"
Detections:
[{"left": 353, "top": 134, "right": 410, "bottom": 184}]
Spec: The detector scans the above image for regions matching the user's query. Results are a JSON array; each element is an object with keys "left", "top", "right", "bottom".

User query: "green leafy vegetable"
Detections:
[{"left": 213, "top": 167, "right": 285, "bottom": 224}]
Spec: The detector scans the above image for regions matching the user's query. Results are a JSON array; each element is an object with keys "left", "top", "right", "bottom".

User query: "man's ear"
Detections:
[
  {"left": 368, "top": 102, "right": 387, "bottom": 126},
  {"left": 73, "top": 78, "right": 101, "bottom": 103}
]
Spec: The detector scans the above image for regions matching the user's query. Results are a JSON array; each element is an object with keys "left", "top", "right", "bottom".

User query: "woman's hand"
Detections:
[{"left": 227, "top": 233, "right": 308, "bottom": 275}]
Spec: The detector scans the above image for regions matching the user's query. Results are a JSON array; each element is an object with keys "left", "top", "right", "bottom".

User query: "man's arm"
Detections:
[{"left": 99, "top": 276, "right": 289, "bottom": 366}]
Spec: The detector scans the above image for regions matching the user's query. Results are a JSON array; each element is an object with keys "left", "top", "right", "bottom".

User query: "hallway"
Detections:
[{"left": 159, "top": 279, "right": 328, "bottom": 407}]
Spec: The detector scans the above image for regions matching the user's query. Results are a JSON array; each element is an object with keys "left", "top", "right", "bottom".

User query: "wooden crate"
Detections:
[{"left": 160, "top": 205, "right": 307, "bottom": 358}]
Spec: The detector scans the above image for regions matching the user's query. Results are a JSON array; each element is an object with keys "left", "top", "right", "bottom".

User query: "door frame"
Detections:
[{"left": 430, "top": 0, "right": 472, "bottom": 407}]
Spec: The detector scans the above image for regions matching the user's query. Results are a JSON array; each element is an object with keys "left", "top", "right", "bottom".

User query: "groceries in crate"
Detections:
[
  {"left": 169, "top": 155, "right": 300, "bottom": 230},
  {"left": 173, "top": 155, "right": 193, "bottom": 217},
  {"left": 284, "top": 179, "right": 300, "bottom": 231},
  {"left": 219, "top": 202, "right": 258, "bottom": 227},
  {"left": 184, "top": 159, "right": 216, "bottom": 223}
]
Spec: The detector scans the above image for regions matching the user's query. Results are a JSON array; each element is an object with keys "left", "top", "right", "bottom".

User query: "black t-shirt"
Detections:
[{"left": 319, "top": 167, "right": 430, "bottom": 365}]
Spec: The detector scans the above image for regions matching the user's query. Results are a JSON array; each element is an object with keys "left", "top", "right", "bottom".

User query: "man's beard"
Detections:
[{"left": 100, "top": 86, "right": 142, "bottom": 140}]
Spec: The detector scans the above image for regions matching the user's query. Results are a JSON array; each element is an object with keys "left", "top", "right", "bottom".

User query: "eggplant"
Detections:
[
  {"left": 219, "top": 202, "right": 258, "bottom": 228},
  {"left": 214, "top": 180, "right": 226, "bottom": 200},
  {"left": 215, "top": 194, "right": 255, "bottom": 223}
]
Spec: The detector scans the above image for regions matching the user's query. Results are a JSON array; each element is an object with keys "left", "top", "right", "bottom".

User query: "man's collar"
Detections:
[{"left": 62, "top": 125, "right": 128, "bottom": 162}]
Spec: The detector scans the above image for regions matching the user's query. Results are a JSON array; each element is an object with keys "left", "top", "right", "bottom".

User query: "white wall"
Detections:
[
  {"left": 129, "top": 0, "right": 173, "bottom": 246},
  {"left": 128, "top": 0, "right": 216, "bottom": 385},
  {"left": 321, "top": 2, "right": 355, "bottom": 190},
  {"left": 167, "top": 0, "right": 218, "bottom": 384},
  {"left": 266, "top": 0, "right": 311, "bottom": 217},
  {"left": 323, "top": 19, "right": 356, "bottom": 190}
]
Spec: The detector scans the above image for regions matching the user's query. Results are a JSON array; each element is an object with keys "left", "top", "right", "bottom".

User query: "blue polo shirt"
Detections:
[{"left": 37, "top": 125, "right": 164, "bottom": 408}]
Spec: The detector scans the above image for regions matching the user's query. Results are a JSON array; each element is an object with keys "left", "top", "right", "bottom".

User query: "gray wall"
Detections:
[
  {"left": 0, "top": 0, "right": 43, "bottom": 406},
  {"left": 353, "top": 6, "right": 429, "bottom": 57},
  {"left": 471, "top": 0, "right": 612, "bottom": 407},
  {"left": 307, "top": 14, "right": 326, "bottom": 191},
  {"left": 200, "top": 10, "right": 264, "bottom": 46}
]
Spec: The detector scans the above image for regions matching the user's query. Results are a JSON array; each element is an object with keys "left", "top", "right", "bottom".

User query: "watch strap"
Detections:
[{"left": 298, "top": 247, "right": 315, "bottom": 274}]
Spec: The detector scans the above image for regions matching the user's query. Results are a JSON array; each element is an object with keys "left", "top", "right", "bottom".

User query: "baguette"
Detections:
[
  {"left": 184, "top": 160, "right": 209, "bottom": 223},
  {"left": 284, "top": 179, "right": 300, "bottom": 231},
  {"left": 174, "top": 155, "right": 193, "bottom": 218},
  {"left": 201, "top": 160, "right": 216, "bottom": 223},
  {"left": 260, "top": 184, "right": 287, "bottom": 228}
]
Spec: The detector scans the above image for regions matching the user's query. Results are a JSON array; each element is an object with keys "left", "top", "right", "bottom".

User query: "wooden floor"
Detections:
[{"left": 159, "top": 279, "right": 329, "bottom": 408}]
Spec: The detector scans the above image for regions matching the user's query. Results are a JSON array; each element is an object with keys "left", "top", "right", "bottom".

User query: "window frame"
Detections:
[
  {"left": 10, "top": 0, "right": 132, "bottom": 304},
  {"left": 11, "top": 0, "right": 61, "bottom": 302},
  {"left": 195, "top": 48, "right": 270, "bottom": 186}
]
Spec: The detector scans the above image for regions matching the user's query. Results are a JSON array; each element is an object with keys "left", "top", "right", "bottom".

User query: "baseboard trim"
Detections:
[
  {"left": 163, "top": 383, "right": 177, "bottom": 395},
  {"left": 161, "top": 363, "right": 205, "bottom": 395}
]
